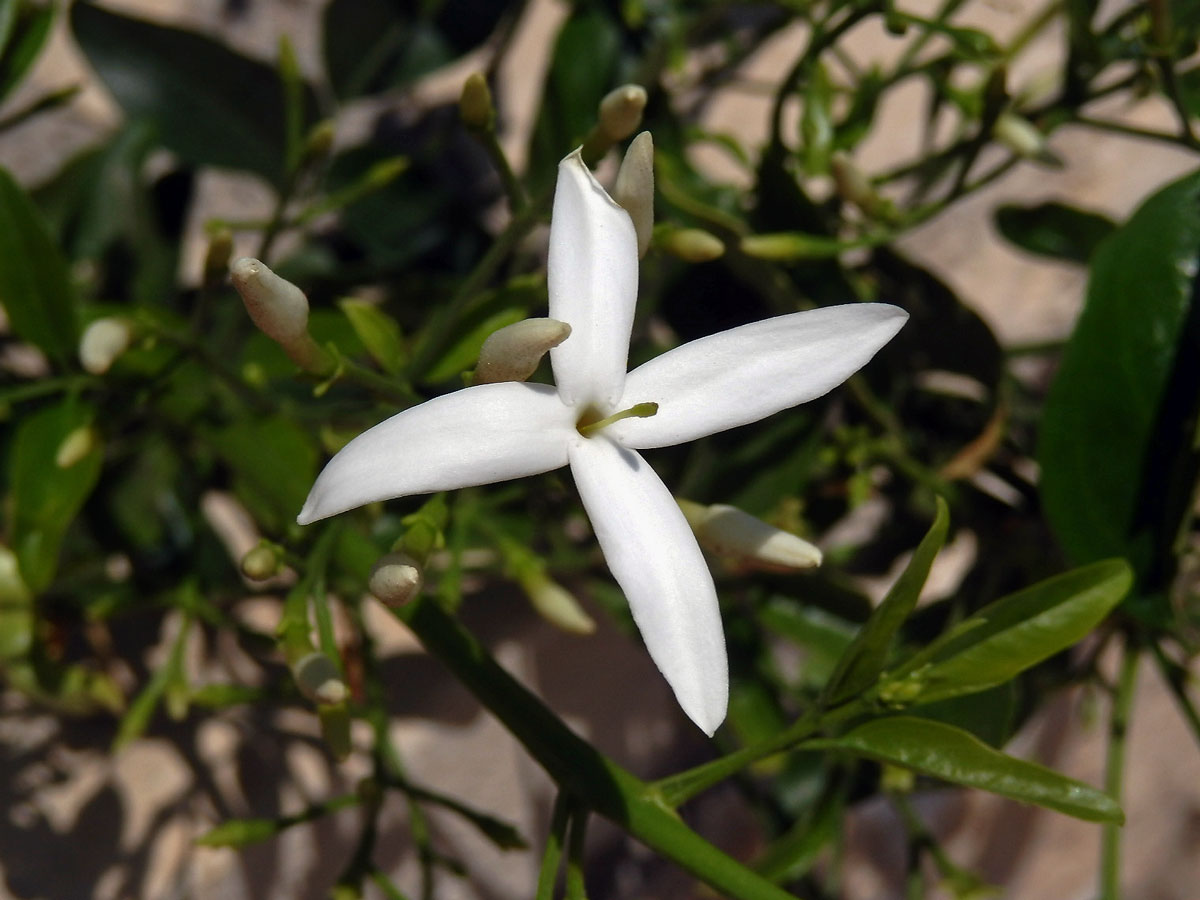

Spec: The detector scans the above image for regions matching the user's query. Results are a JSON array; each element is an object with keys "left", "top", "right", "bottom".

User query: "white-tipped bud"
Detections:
[
  {"left": 473, "top": 318, "right": 571, "bottom": 385},
  {"left": 661, "top": 227, "right": 724, "bottom": 262},
  {"left": 79, "top": 317, "right": 133, "bottom": 374},
  {"left": 230, "top": 257, "right": 310, "bottom": 345},
  {"left": 55, "top": 425, "right": 98, "bottom": 468},
  {"left": 368, "top": 552, "right": 423, "bottom": 606},
  {"left": 292, "top": 652, "right": 349, "bottom": 705},
  {"left": 993, "top": 112, "right": 1046, "bottom": 158},
  {"left": 598, "top": 85, "right": 648, "bottom": 142},
  {"left": 522, "top": 572, "right": 596, "bottom": 634},
  {"left": 614, "top": 131, "right": 654, "bottom": 258},
  {"left": 680, "top": 500, "right": 822, "bottom": 571}
]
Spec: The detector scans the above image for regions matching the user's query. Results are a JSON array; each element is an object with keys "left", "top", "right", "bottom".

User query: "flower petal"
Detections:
[
  {"left": 568, "top": 434, "right": 728, "bottom": 734},
  {"left": 298, "top": 383, "right": 574, "bottom": 524},
  {"left": 547, "top": 149, "right": 639, "bottom": 410},
  {"left": 611, "top": 303, "right": 908, "bottom": 449}
]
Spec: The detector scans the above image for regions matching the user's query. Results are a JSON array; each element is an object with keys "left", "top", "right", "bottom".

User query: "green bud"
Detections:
[
  {"left": 459, "top": 72, "right": 495, "bottom": 132},
  {"left": 993, "top": 112, "right": 1046, "bottom": 158},
  {"left": 300, "top": 120, "right": 336, "bottom": 168},
  {"left": 660, "top": 227, "right": 724, "bottom": 262},
  {"left": 55, "top": 425, "right": 98, "bottom": 468},
  {"left": 240, "top": 544, "right": 281, "bottom": 581},
  {"left": 521, "top": 571, "right": 596, "bottom": 634},
  {"left": 203, "top": 228, "right": 234, "bottom": 290}
]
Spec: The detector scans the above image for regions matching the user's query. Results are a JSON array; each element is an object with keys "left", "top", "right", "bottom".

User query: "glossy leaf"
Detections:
[
  {"left": 339, "top": 298, "right": 406, "bottom": 375},
  {"left": 0, "top": 0, "right": 54, "bottom": 104},
  {"left": 528, "top": 9, "right": 620, "bottom": 189},
  {"left": 994, "top": 201, "right": 1116, "bottom": 264},
  {"left": 1040, "top": 169, "right": 1200, "bottom": 586},
  {"left": 7, "top": 401, "right": 103, "bottom": 591},
  {"left": 0, "top": 166, "right": 80, "bottom": 365},
  {"left": 824, "top": 496, "right": 949, "bottom": 704},
  {"left": 71, "top": 2, "right": 312, "bottom": 184},
  {"left": 802, "top": 716, "right": 1123, "bottom": 823},
  {"left": 210, "top": 417, "right": 317, "bottom": 532},
  {"left": 881, "top": 559, "right": 1132, "bottom": 705}
]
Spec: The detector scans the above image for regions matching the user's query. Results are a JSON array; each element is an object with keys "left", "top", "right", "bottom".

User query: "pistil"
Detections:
[{"left": 577, "top": 402, "right": 658, "bottom": 437}]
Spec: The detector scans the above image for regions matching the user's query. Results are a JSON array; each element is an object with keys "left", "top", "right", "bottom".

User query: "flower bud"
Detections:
[
  {"left": 240, "top": 544, "right": 281, "bottom": 581},
  {"left": 614, "top": 131, "right": 654, "bottom": 258},
  {"left": 292, "top": 651, "right": 349, "bottom": 705},
  {"left": 368, "top": 551, "right": 423, "bottom": 606},
  {"left": 830, "top": 151, "right": 880, "bottom": 215},
  {"left": 230, "top": 257, "right": 310, "bottom": 344},
  {"left": 55, "top": 425, "right": 98, "bottom": 468},
  {"left": 680, "top": 500, "right": 822, "bottom": 571},
  {"left": 473, "top": 318, "right": 571, "bottom": 385},
  {"left": 598, "top": 84, "right": 648, "bottom": 142},
  {"left": 660, "top": 227, "right": 724, "bottom": 262},
  {"left": 79, "top": 317, "right": 133, "bottom": 374},
  {"left": 459, "top": 72, "right": 495, "bottom": 132},
  {"left": 300, "top": 119, "right": 336, "bottom": 168},
  {"left": 521, "top": 571, "right": 596, "bottom": 634},
  {"left": 993, "top": 112, "right": 1045, "bottom": 158}
]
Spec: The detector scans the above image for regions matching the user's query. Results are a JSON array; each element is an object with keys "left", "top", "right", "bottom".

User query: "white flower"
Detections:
[{"left": 297, "top": 148, "right": 908, "bottom": 735}]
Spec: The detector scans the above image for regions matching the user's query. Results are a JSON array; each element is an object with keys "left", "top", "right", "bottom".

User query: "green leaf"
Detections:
[
  {"left": 0, "top": 166, "right": 80, "bottom": 365},
  {"left": 802, "top": 716, "right": 1123, "bottom": 823},
  {"left": 1039, "top": 169, "right": 1200, "bottom": 585},
  {"left": 527, "top": 9, "right": 620, "bottom": 189},
  {"left": 323, "top": 0, "right": 506, "bottom": 100},
  {"left": 7, "top": 401, "right": 103, "bottom": 591},
  {"left": 210, "top": 417, "right": 317, "bottom": 532},
  {"left": 195, "top": 817, "right": 290, "bottom": 848},
  {"left": 881, "top": 559, "right": 1132, "bottom": 705},
  {"left": 339, "top": 298, "right": 406, "bottom": 375},
  {"left": 71, "top": 2, "right": 312, "bottom": 184},
  {"left": 994, "top": 201, "right": 1116, "bottom": 264},
  {"left": 824, "top": 496, "right": 949, "bottom": 704},
  {"left": 0, "top": 0, "right": 54, "bottom": 104}
]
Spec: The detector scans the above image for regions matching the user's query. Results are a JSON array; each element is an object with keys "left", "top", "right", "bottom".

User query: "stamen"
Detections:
[{"left": 577, "top": 402, "right": 658, "bottom": 437}]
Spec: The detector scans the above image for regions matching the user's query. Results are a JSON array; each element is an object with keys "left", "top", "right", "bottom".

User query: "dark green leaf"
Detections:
[
  {"left": 0, "top": 0, "right": 54, "bottom": 104},
  {"left": 1039, "top": 169, "right": 1200, "bottom": 581},
  {"left": 803, "top": 716, "right": 1123, "bottom": 823},
  {"left": 882, "top": 559, "right": 1132, "bottom": 705},
  {"left": 995, "top": 201, "right": 1116, "bottom": 264},
  {"left": 211, "top": 417, "right": 317, "bottom": 532},
  {"left": 71, "top": 2, "right": 312, "bottom": 184},
  {"left": 0, "top": 166, "right": 80, "bottom": 364},
  {"left": 7, "top": 400, "right": 103, "bottom": 591},
  {"left": 527, "top": 10, "right": 620, "bottom": 190},
  {"left": 824, "top": 496, "right": 949, "bottom": 704}
]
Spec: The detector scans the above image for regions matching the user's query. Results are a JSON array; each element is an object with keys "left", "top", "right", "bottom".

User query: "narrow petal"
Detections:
[
  {"left": 298, "top": 383, "right": 574, "bottom": 524},
  {"left": 611, "top": 303, "right": 908, "bottom": 449},
  {"left": 547, "top": 149, "right": 639, "bottom": 410},
  {"left": 568, "top": 435, "right": 728, "bottom": 734}
]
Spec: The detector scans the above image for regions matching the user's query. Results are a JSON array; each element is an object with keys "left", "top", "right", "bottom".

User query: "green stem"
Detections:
[
  {"left": 1099, "top": 641, "right": 1139, "bottom": 900},
  {"left": 393, "top": 597, "right": 803, "bottom": 900},
  {"left": 1149, "top": 641, "right": 1200, "bottom": 748},
  {"left": 536, "top": 793, "right": 573, "bottom": 900},
  {"left": 565, "top": 804, "right": 590, "bottom": 900}
]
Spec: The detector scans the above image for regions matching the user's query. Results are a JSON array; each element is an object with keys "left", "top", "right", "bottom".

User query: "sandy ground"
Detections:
[{"left": 2, "top": 1, "right": 1199, "bottom": 898}]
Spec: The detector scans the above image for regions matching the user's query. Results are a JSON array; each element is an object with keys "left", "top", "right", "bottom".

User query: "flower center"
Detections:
[{"left": 576, "top": 402, "right": 658, "bottom": 437}]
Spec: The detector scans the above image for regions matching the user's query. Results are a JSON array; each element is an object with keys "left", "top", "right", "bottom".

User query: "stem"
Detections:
[
  {"left": 1099, "top": 641, "right": 1139, "bottom": 900},
  {"left": 393, "top": 597, "right": 803, "bottom": 900},
  {"left": 536, "top": 793, "right": 573, "bottom": 900},
  {"left": 1149, "top": 641, "right": 1200, "bottom": 748},
  {"left": 565, "top": 805, "right": 590, "bottom": 900}
]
